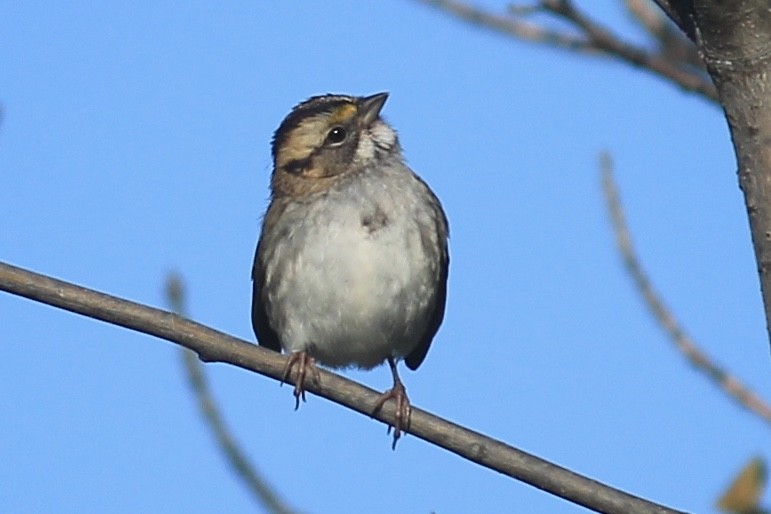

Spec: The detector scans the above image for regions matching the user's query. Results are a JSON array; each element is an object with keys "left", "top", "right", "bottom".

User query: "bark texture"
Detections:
[{"left": 656, "top": 0, "right": 771, "bottom": 348}]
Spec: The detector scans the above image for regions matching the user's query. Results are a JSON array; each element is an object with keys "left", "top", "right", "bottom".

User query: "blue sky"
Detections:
[{"left": 2, "top": 1, "right": 768, "bottom": 513}]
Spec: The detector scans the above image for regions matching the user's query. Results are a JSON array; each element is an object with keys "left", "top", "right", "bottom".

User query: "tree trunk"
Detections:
[{"left": 656, "top": 1, "right": 771, "bottom": 349}]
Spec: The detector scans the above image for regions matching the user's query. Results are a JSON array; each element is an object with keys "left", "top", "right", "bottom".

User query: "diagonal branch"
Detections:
[
  {"left": 165, "top": 274, "right": 299, "bottom": 514},
  {"left": 654, "top": 0, "right": 771, "bottom": 351},
  {"left": 649, "top": 0, "right": 696, "bottom": 40},
  {"left": 413, "top": 0, "right": 717, "bottom": 102},
  {"left": 179, "top": 348, "right": 299, "bottom": 514},
  {"left": 414, "top": 0, "right": 592, "bottom": 50},
  {"left": 0, "top": 260, "right": 686, "bottom": 514},
  {"left": 601, "top": 154, "right": 771, "bottom": 427},
  {"left": 624, "top": 0, "right": 703, "bottom": 70}
]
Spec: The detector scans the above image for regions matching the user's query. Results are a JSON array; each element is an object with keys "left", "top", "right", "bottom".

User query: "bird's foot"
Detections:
[
  {"left": 372, "top": 375, "right": 411, "bottom": 449},
  {"left": 281, "top": 351, "right": 320, "bottom": 410}
]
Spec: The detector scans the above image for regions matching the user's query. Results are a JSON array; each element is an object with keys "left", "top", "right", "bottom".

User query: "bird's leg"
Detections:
[
  {"left": 372, "top": 357, "right": 411, "bottom": 448},
  {"left": 281, "top": 351, "right": 320, "bottom": 410}
]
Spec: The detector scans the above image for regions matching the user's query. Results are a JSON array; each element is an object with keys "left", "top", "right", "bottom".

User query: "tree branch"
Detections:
[
  {"left": 413, "top": 0, "right": 717, "bottom": 102},
  {"left": 653, "top": 0, "right": 771, "bottom": 349},
  {"left": 601, "top": 154, "right": 771, "bottom": 426},
  {"left": 0, "top": 260, "right": 686, "bottom": 514},
  {"left": 414, "top": 0, "right": 593, "bottom": 50},
  {"left": 165, "top": 274, "right": 299, "bottom": 514},
  {"left": 624, "top": 0, "right": 703, "bottom": 70},
  {"left": 650, "top": 1, "right": 696, "bottom": 40}
]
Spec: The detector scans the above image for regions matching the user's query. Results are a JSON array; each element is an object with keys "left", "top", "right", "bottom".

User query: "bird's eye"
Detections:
[{"left": 325, "top": 126, "right": 347, "bottom": 145}]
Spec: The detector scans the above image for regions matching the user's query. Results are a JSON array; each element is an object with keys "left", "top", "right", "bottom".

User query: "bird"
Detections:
[{"left": 251, "top": 92, "right": 449, "bottom": 446}]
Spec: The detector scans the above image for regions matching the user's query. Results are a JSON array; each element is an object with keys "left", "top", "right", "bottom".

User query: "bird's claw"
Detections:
[
  {"left": 372, "top": 379, "right": 411, "bottom": 449},
  {"left": 281, "top": 352, "right": 320, "bottom": 409}
]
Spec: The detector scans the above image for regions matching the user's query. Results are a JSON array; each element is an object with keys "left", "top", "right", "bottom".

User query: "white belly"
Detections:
[{"left": 263, "top": 181, "right": 438, "bottom": 369}]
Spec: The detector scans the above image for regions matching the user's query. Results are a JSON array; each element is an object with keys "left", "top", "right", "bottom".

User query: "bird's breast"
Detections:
[{"left": 262, "top": 174, "right": 440, "bottom": 368}]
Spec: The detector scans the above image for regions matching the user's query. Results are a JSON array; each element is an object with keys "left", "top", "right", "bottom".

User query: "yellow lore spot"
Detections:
[{"left": 328, "top": 103, "right": 357, "bottom": 125}]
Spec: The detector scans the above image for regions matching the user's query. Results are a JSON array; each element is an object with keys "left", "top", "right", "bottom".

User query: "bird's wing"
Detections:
[
  {"left": 251, "top": 202, "right": 283, "bottom": 353},
  {"left": 405, "top": 189, "right": 449, "bottom": 371}
]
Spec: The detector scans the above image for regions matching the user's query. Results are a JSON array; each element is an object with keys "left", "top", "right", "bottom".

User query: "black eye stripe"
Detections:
[
  {"left": 272, "top": 97, "right": 356, "bottom": 159},
  {"left": 283, "top": 157, "right": 310, "bottom": 175}
]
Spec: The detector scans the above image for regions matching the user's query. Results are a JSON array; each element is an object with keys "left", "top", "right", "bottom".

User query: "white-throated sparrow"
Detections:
[{"left": 251, "top": 92, "right": 449, "bottom": 446}]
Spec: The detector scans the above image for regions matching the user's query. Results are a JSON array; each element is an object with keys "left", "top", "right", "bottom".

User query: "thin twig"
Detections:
[
  {"left": 541, "top": 0, "right": 716, "bottom": 100},
  {"left": 600, "top": 153, "right": 771, "bottom": 426},
  {"left": 625, "top": 0, "right": 669, "bottom": 38},
  {"left": 165, "top": 273, "right": 298, "bottom": 514},
  {"left": 624, "top": 0, "right": 704, "bottom": 71},
  {"left": 649, "top": 0, "right": 696, "bottom": 41},
  {"left": 0, "top": 260, "right": 686, "bottom": 514},
  {"left": 414, "top": 0, "right": 592, "bottom": 50},
  {"left": 413, "top": 0, "right": 718, "bottom": 102}
]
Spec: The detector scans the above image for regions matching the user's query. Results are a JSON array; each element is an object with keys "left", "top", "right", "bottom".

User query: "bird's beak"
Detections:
[{"left": 360, "top": 92, "right": 389, "bottom": 125}]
